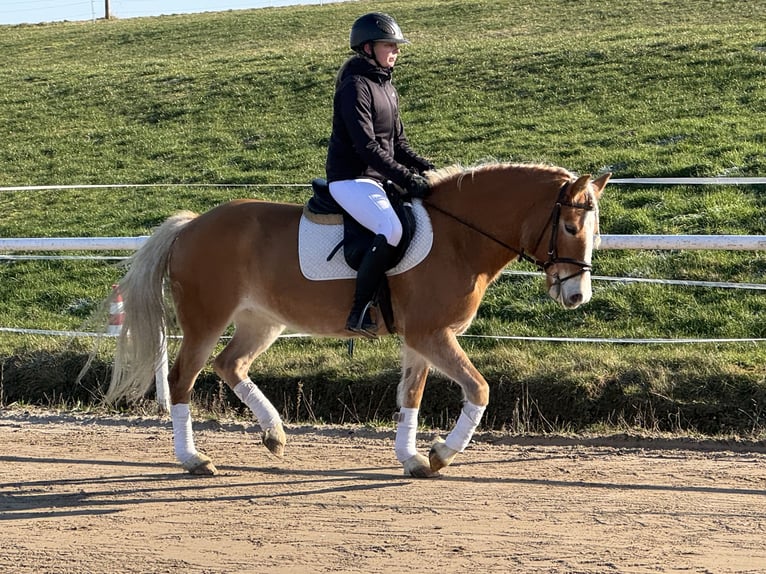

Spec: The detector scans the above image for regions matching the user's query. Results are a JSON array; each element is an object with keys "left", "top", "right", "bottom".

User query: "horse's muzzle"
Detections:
[{"left": 547, "top": 270, "right": 592, "bottom": 309}]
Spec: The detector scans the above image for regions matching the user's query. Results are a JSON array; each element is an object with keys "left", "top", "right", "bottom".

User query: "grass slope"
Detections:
[{"left": 1, "top": 0, "right": 765, "bottom": 434}]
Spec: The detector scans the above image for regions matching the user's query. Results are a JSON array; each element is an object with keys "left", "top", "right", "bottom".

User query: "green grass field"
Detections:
[{"left": 1, "top": 0, "right": 765, "bottom": 435}]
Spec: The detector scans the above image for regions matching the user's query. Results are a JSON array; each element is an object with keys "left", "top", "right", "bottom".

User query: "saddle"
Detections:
[
  {"left": 305, "top": 178, "right": 417, "bottom": 269},
  {"left": 303, "top": 178, "right": 418, "bottom": 334}
]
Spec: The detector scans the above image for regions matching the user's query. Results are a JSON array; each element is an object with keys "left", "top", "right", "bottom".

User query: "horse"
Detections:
[{"left": 105, "top": 162, "right": 610, "bottom": 478}]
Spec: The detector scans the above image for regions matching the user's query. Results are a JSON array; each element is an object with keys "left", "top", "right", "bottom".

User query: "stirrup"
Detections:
[
  {"left": 347, "top": 324, "right": 378, "bottom": 339},
  {"left": 346, "top": 304, "right": 378, "bottom": 339}
]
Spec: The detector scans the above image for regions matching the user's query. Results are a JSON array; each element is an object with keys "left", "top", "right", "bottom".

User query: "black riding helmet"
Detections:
[{"left": 349, "top": 12, "right": 409, "bottom": 53}]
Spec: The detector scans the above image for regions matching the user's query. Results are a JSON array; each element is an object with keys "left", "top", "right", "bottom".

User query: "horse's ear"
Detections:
[
  {"left": 568, "top": 174, "right": 591, "bottom": 200},
  {"left": 572, "top": 174, "right": 591, "bottom": 191},
  {"left": 590, "top": 173, "right": 611, "bottom": 199}
]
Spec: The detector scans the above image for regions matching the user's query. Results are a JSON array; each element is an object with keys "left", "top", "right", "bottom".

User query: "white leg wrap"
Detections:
[
  {"left": 394, "top": 407, "right": 419, "bottom": 463},
  {"left": 170, "top": 403, "right": 198, "bottom": 464},
  {"left": 233, "top": 378, "right": 282, "bottom": 430},
  {"left": 444, "top": 401, "right": 486, "bottom": 453}
]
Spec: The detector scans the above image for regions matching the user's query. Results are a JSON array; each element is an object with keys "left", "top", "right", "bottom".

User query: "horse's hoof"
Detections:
[
  {"left": 182, "top": 452, "right": 218, "bottom": 476},
  {"left": 429, "top": 438, "right": 458, "bottom": 472},
  {"left": 402, "top": 453, "right": 441, "bottom": 478},
  {"left": 262, "top": 424, "right": 286, "bottom": 458}
]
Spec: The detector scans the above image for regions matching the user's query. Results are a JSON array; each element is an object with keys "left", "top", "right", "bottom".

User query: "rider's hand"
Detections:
[{"left": 405, "top": 174, "right": 431, "bottom": 198}]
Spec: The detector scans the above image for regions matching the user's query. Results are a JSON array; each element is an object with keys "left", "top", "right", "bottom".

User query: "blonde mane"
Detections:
[{"left": 425, "top": 162, "right": 574, "bottom": 188}]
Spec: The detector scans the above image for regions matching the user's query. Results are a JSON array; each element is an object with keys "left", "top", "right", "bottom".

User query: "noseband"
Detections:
[{"left": 424, "top": 180, "right": 597, "bottom": 284}]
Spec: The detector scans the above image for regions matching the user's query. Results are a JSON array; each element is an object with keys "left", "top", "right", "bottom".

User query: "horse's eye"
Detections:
[{"left": 564, "top": 224, "right": 578, "bottom": 235}]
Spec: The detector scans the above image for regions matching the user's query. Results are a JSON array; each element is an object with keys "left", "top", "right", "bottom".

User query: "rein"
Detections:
[{"left": 424, "top": 180, "right": 596, "bottom": 283}]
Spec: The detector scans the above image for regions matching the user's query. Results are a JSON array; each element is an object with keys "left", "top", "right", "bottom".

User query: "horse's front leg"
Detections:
[
  {"left": 395, "top": 346, "right": 440, "bottom": 478},
  {"left": 407, "top": 329, "right": 488, "bottom": 474},
  {"left": 429, "top": 403, "right": 486, "bottom": 473}
]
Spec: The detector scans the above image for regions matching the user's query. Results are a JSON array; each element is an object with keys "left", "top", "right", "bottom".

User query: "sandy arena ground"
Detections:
[{"left": 1, "top": 407, "right": 765, "bottom": 573}]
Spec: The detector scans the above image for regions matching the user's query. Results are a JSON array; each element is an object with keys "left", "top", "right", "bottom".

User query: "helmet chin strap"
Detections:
[{"left": 363, "top": 42, "right": 389, "bottom": 70}]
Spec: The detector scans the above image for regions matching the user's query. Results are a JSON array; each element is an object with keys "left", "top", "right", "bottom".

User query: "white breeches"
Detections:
[{"left": 328, "top": 178, "right": 403, "bottom": 247}]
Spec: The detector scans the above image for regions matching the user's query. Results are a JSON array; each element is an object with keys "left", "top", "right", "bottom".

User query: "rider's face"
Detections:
[{"left": 370, "top": 41, "right": 400, "bottom": 68}]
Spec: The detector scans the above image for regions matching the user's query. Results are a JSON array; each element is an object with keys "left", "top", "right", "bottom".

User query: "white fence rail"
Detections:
[
  {"left": 2, "top": 176, "right": 765, "bottom": 192},
  {"left": 0, "top": 237, "right": 148, "bottom": 251},
  {"left": 599, "top": 235, "right": 766, "bottom": 250},
  {"left": 2, "top": 234, "right": 766, "bottom": 252}
]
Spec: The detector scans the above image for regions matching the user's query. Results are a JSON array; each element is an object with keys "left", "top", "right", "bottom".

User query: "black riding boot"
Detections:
[{"left": 346, "top": 234, "right": 394, "bottom": 338}]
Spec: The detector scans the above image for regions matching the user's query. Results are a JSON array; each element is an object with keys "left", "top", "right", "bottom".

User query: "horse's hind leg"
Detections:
[
  {"left": 168, "top": 331, "right": 224, "bottom": 476},
  {"left": 212, "top": 311, "right": 286, "bottom": 457},
  {"left": 395, "top": 346, "right": 439, "bottom": 478}
]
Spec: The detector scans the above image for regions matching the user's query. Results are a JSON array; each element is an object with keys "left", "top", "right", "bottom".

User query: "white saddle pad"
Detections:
[{"left": 298, "top": 200, "right": 433, "bottom": 281}]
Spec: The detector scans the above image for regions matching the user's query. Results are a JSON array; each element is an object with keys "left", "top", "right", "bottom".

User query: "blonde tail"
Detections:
[{"left": 105, "top": 211, "right": 197, "bottom": 403}]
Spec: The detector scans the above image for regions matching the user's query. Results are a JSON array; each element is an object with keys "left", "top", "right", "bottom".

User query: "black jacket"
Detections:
[{"left": 325, "top": 55, "right": 432, "bottom": 188}]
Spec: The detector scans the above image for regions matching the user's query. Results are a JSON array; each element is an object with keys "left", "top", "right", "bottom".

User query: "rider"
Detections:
[{"left": 326, "top": 12, "right": 434, "bottom": 337}]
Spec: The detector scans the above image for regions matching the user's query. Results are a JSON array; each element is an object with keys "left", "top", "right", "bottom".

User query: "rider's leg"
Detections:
[
  {"left": 345, "top": 234, "right": 393, "bottom": 335},
  {"left": 329, "top": 179, "right": 403, "bottom": 336},
  {"left": 328, "top": 179, "right": 403, "bottom": 245}
]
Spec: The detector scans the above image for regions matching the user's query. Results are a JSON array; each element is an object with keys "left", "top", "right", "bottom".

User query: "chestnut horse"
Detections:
[{"left": 106, "top": 163, "right": 609, "bottom": 478}]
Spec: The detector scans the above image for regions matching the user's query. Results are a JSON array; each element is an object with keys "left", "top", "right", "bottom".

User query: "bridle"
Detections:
[{"left": 424, "top": 180, "right": 597, "bottom": 284}]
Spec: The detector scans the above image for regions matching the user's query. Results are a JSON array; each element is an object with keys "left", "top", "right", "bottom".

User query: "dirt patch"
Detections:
[{"left": 1, "top": 408, "right": 765, "bottom": 573}]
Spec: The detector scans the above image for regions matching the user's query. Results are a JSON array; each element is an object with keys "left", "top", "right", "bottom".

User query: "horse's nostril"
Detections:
[{"left": 568, "top": 293, "right": 583, "bottom": 307}]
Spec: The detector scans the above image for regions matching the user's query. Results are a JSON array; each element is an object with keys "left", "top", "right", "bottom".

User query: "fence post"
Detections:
[{"left": 155, "top": 330, "right": 171, "bottom": 413}]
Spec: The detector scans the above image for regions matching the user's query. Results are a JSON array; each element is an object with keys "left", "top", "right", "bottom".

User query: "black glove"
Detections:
[{"left": 405, "top": 174, "right": 431, "bottom": 198}]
